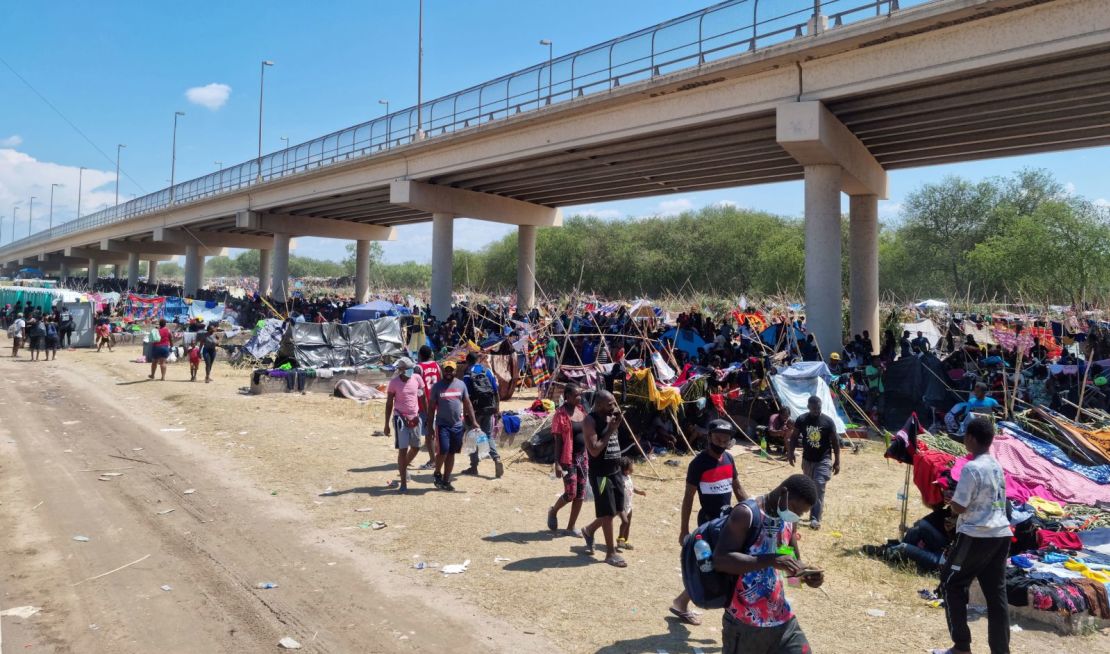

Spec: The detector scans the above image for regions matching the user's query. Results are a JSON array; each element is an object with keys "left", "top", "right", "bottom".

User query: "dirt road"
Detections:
[{"left": 0, "top": 353, "right": 551, "bottom": 653}]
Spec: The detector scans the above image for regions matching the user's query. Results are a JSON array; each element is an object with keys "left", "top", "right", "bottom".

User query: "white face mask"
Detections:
[{"left": 777, "top": 490, "right": 802, "bottom": 524}]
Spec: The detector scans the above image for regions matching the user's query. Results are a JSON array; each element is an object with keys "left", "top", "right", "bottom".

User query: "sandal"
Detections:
[
  {"left": 669, "top": 607, "right": 702, "bottom": 625},
  {"left": 547, "top": 507, "right": 558, "bottom": 531},
  {"left": 604, "top": 554, "right": 628, "bottom": 568},
  {"left": 582, "top": 528, "right": 595, "bottom": 554}
]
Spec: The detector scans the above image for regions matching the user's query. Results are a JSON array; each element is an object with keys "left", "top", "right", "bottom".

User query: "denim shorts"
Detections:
[{"left": 436, "top": 423, "right": 465, "bottom": 455}]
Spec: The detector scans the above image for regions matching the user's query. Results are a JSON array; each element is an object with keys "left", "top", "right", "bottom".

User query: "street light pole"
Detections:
[
  {"left": 539, "top": 40, "right": 554, "bottom": 103},
  {"left": 415, "top": 0, "right": 424, "bottom": 140},
  {"left": 77, "top": 167, "right": 85, "bottom": 219},
  {"left": 170, "top": 111, "right": 185, "bottom": 202},
  {"left": 115, "top": 144, "right": 126, "bottom": 208},
  {"left": 28, "top": 196, "right": 35, "bottom": 237},
  {"left": 378, "top": 99, "right": 389, "bottom": 116},
  {"left": 49, "top": 183, "right": 63, "bottom": 230},
  {"left": 257, "top": 60, "right": 274, "bottom": 181},
  {"left": 215, "top": 161, "right": 223, "bottom": 171},
  {"left": 10, "top": 207, "right": 16, "bottom": 244}
]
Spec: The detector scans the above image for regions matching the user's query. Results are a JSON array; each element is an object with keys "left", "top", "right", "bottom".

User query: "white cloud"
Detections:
[
  {"left": 572, "top": 207, "right": 623, "bottom": 220},
  {"left": 655, "top": 198, "right": 694, "bottom": 216},
  {"left": 0, "top": 135, "right": 22, "bottom": 148},
  {"left": 0, "top": 148, "right": 117, "bottom": 237},
  {"left": 1064, "top": 181, "right": 1077, "bottom": 195},
  {"left": 1095, "top": 198, "right": 1109, "bottom": 208},
  {"left": 713, "top": 200, "right": 737, "bottom": 208},
  {"left": 185, "top": 83, "right": 232, "bottom": 110},
  {"left": 878, "top": 200, "right": 903, "bottom": 220}
]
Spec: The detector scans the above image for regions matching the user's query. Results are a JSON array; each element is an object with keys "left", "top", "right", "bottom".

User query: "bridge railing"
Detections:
[{"left": 1, "top": 0, "right": 926, "bottom": 256}]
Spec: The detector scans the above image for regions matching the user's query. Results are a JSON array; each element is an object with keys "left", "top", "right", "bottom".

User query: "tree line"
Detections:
[{"left": 183, "top": 168, "right": 1109, "bottom": 303}]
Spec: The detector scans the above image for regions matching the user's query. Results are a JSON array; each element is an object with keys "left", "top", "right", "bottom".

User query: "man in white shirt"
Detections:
[
  {"left": 933, "top": 417, "right": 1011, "bottom": 654},
  {"left": 9, "top": 313, "right": 26, "bottom": 357}
]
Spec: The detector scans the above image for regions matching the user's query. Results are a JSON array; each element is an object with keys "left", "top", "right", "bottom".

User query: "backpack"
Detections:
[
  {"left": 680, "top": 498, "right": 764, "bottom": 609},
  {"left": 46, "top": 322, "right": 58, "bottom": 338},
  {"left": 467, "top": 367, "right": 497, "bottom": 412}
]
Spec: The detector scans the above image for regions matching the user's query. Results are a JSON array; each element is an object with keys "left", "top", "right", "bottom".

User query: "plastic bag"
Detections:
[{"left": 462, "top": 428, "right": 483, "bottom": 455}]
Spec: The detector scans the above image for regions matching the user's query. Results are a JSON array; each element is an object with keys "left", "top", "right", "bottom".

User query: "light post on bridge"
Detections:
[
  {"left": 415, "top": 0, "right": 424, "bottom": 141},
  {"left": 10, "top": 206, "right": 17, "bottom": 244},
  {"left": 49, "top": 183, "right": 63, "bottom": 230},
  {"left": 76, "top": 167, "right": 85, "bottom": 219},
  {"left": 539, "top": 39, "right": 553, "bottom": 103},
  {"left": 115, "top": 144, "right": 126, "bottom": 208},
  {"left": 215, "top": 161, "right": 223, "bottom": 171},
  {"left": 27, "top": 196, "right": 35, "bottom": 237},
  {"left": 170, "top": 111, "right": 185, "bottom": 203},
  {"left": 257, "top": 60, "right": 274, "bottom": 181},
  {"left": 280, "top": 136, "right": 288, "bottom": 171}
]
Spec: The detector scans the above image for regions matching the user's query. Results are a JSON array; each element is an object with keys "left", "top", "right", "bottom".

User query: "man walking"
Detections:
[
  {"left": 460, "top": 352, "right": 504, "bottom": 478},
  {"left": 383, "top": 357, "right": 427, "bottom": 493},
  {"left": 787, "top": 396, "right": 840, "bottom": 530},
  {"left": 8, "top": 312, "right": 25, "bottom": 357},
  {"left": 415, "top": 345, "right": 441, "bottom": 470},
  {"left": 580, "top": 390, "right": 627, "bottom": 568},
  {"left": 670, "top": 418, "right": 749, "bottom": 625},
  {"left": 428, "top": 360, "right": 477, "bottom": 492},
  {"left": 933, "top": 417, "right": 1011, "bottom": 654}
]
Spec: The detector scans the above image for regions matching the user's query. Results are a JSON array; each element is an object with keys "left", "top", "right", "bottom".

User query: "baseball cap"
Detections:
[
  {"left": 441, "top": 360, "right": 457, "bottom": 370},
  {"left": 830, "top": 352, "right": 841, "bottom": 361},
  {"left": 394, "top": 357, "right": 415, "bottom": 371},
  {"left": 707, "top": 418, "right": 735, "bottom": 434}
]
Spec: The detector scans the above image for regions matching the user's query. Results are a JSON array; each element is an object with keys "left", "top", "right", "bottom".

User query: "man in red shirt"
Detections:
[{"left": 415, "top": 345, "right": 441, "bottom": 469}]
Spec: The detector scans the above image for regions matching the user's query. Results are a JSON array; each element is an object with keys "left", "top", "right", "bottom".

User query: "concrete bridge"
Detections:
[{"left": 2, "top": 0, "right": 1108, "bottom": 355}]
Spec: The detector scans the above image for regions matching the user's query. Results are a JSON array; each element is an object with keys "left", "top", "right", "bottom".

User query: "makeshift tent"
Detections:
[
  {"left": 627, "top": 300, "right": 660, "bottom": 319},
  {"left": 127, "top": 294, "right": 166, "bottom": 320},
  {"left": 879, "top": 352, "right": 956, "bottom": 428},
  {"left": 343, "top": 300, "right": 410, "bottom": 323},
  {"left": 242, "top": 319, "right": 286, "bottom": 360},
  {"left": 770, "top": 361, "right": 847, "bottom": 434},
  {"left": 903, "top": 319, "right": 944, "bottom": 349},
  {"left": 760, "top": 322, "right": 806, "bottom": 348},
  {"left": 661, "top": 327, "right": 708, "bottom": 358},
  {"left": 915, "top": 299, "right": 948, "bottom": 310},
  {"left": 278, "top": 316, "right": 404, "bottom": 368},
  {"left": 188, "top": 301, "right": 233, "bottom": 325}
]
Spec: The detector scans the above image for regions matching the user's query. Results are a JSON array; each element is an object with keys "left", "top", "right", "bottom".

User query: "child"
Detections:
[
  {"left": 187, "top": 344, "right": 201, "bottom": 381},
  {"left": 617, "top": 456, "right": 646, "bottom": 551}
]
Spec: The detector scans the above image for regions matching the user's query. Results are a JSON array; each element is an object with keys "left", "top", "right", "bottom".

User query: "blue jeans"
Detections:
[
  {"left": 801, "top": 457, "right": 832, "bottom": 522},
  {"left": 469, "top": 410, "right": 501, "bottom": 467}
]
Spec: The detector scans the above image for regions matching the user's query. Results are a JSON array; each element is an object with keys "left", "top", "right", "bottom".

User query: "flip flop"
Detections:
[
  {"left": 583, "top": 529, "right": 595, "bottom": 554},
  {"left": 547, "top": 508, "right": 558, "bottom": 531},
  {"left": 669, "top": 607, "right": 702, "bottom": 625},
  {"left": 604, "top": 555, "right": 628, "bottom": 568}
]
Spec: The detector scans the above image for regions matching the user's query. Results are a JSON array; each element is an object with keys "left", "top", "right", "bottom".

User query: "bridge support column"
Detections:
[
  {"left": 430, "top": 213, "right": 454, "bottom": 321},
  {"left": 112, "top": 264, "right": 121, "bottom": 280},
  {"left": 59, "top": 262, "right": 69, "bottom": 282},
  {"left": 87, "top": 259, "right": 99, "bottom": 286},
  {"left": 147, "top": 260, "right": 158, "bottom": 285},
  {"left": 849, "top": 194, "right": 879, "bottom": 355},
  {"left": 804, "top": 164, "right": 843, "bottom": 358},
  {"left": 258, "top": 248, "right": 272, "bottom": 297},
  {"left": 127, "top": 253, "right": 140, "bottom": 290},
  {"left": 517, "top": 225, "right": 537, "bottom": 313},
  {"left": 184, "top": 244, "right": 204, "bottom": 296},
  {"left": 271, "top": 233, "right": 291, "bottom": 302},
  {"left": 355, "top": 240, "right": 371, "bottom": 304}
]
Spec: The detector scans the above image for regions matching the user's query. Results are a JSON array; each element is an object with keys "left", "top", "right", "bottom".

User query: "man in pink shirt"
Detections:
[{"left": 384, "top": 357, "right": 427, "bottom": 493}]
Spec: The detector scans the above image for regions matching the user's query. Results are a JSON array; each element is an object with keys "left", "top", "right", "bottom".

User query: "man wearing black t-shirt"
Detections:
[
  {"left": 787, "top": 396, "right": 840, "bottom": 530},
  {"left": 669, "top": 418, "right": 749, "bottom": 625}
]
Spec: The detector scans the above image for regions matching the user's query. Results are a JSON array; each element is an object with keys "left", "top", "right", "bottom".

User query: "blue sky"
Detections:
[{"left": 1, "top": 0, "right": 1106, "bottom": 263}]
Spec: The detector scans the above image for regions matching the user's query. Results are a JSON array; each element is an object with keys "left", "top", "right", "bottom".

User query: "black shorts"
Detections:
[
  {"left": 589, "top": 473, "right": 625, "bottom": 518},
  {"left": 29, "top": 336, "right": 45, "bottom": 351}
]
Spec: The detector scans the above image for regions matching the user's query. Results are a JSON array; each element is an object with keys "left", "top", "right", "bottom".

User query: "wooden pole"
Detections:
[{"left": 1076, "top": 346, "right": 1096, "bottom": 421}]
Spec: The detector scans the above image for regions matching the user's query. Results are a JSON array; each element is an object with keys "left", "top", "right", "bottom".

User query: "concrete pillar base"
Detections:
[
  {"left": 804, "top": 164, "right": 843, "bottom": 360},
  {"left": 127, "top": 253, "right": 140, "bottom": 290},
  {"left": 147, "top": 260, "right": 158, "bottom": 286},
  {"left": 430, "top": 213, "right": 454, "bottom": 320},
  {"left": 849, "top": 194, "right": 880, "bottom": 354},
  {"left": 184, "top": 244, "right": 203, "bottom": 296},
  {"left": 258, "top": 249, "right": 272, "bottom": 297},
  {"left": 87, "top": 259, "right": 99, "bottom": 286},
  {"left": 355, "top": 240, "right": 371, "bottom": 304},
  {"left": 517, "top": 225, "right": 537, "bottom": 313},
  {"left": 59, "top": 262, "right": 69, "bottom": 282}
]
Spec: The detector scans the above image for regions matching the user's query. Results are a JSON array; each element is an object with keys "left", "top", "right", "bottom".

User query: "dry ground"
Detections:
[{"left": 3, "top": 343, "right": 1107, "bottom": 653}]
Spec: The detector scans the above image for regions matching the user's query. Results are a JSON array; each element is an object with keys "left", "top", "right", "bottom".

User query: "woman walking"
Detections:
[
  {"left": 200, "top": 323, "right": 220, "bottom": 383},
  {"left": 148, "top": 319, "right": 173, "bottom": 381},
  {"left": 44, "top": 316, "right": 59, "bottom": 361},
  {"left": 547, "top": 383, "right": 588, "bottom": 535}
]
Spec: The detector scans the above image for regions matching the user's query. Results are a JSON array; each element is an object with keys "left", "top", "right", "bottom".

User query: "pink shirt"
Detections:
[{"left": 388, "top": 374, "right": 426, "bottom": 419}]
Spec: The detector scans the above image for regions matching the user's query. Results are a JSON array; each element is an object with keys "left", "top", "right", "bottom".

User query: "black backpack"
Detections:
[
  {"left": 680, "top": 498, "right": 764, "bottom": 609},
  {"left": 467, "top": 368, "right": 498, "bottom": 412}
]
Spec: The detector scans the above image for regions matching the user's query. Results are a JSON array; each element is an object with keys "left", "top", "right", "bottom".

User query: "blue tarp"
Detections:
[
  {"left": 760, "top": 323, "right": 806, "bottom": 347},
  {"left": 343, "top": 300, "right": 410, "bottom": 323},
  {"left": 661, "top": 327, "right": 708, "bottom": 358},
  {"left": 164, "top": 296, "right": 189, "bottom": 321}
]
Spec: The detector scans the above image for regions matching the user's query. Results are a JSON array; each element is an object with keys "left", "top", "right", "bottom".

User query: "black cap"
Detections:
[{"left": 707, "top": 418, "right": 735, "bottom": 435}]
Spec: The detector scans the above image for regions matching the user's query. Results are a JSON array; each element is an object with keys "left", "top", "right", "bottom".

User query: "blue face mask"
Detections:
[
  {"left": 777, "top": 491, "right": 802, "bottom": 524},
  {"left": 696, "top": 397, "right": 707, "bottom": 410}
]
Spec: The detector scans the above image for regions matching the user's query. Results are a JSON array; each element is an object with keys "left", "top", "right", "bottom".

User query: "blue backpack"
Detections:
[{"left": 680, "top": 498, "right": 764, "bottom": 609}]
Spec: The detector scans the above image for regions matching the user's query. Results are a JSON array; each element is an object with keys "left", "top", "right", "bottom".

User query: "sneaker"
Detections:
[
  {"left": 461, "top": 467, "right": 479, "bottom": 476},
  {"left": 494, "top": 461, "right": 504, "bottom": 479},
  {"left": 420, "top": 461, "right": 435, "bottom": 470},
  {"left": 433, "top": 472, "right": 443, "bottom": 488},
  {"left": 442, "top": 481, "right": 456, "bottom": 492},
  {"left": 398, "top": 484, "right": 408, "bottom": 494},
  {"left": 809, "top": 519, "right": 821, "bottom": 530}
]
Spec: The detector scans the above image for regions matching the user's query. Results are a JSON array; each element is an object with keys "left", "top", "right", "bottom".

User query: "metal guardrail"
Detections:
[{"left": 0, "top": 0, "right": 922, "bottom": 256}]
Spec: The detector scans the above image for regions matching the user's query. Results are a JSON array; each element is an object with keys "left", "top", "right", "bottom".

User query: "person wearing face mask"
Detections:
[
  {"left": 383, "top": 357, "right": 428, "bottom": 493},
  {"left": 669, "top": 419, "right": 750, "bottom": 626},
  {"left": 713, "top": 474, "right": 822, "bottom": 654}
]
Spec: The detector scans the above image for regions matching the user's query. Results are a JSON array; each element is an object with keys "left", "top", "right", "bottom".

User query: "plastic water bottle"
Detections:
[
  {"left": 694, "top": 535, "right": 713, "bottom": 573},
  {"left": 476, "top": 434, "right": 491, "bottom": 460},
  {"left": 759, "top": 435, "right": 769, "bottom": 459}
]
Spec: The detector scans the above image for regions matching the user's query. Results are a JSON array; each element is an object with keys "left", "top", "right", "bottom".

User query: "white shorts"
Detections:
[{"left": 393, "top": 414, "right": 424, "bottom": 450}]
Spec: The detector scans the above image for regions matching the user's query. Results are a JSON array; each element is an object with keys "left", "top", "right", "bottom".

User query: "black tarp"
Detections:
[
  {"left": 279, "top": 317, "right": 404, "bottom": 368},
  {"left": 880, "top": 352, "right": 958, "bottom": 428}
]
